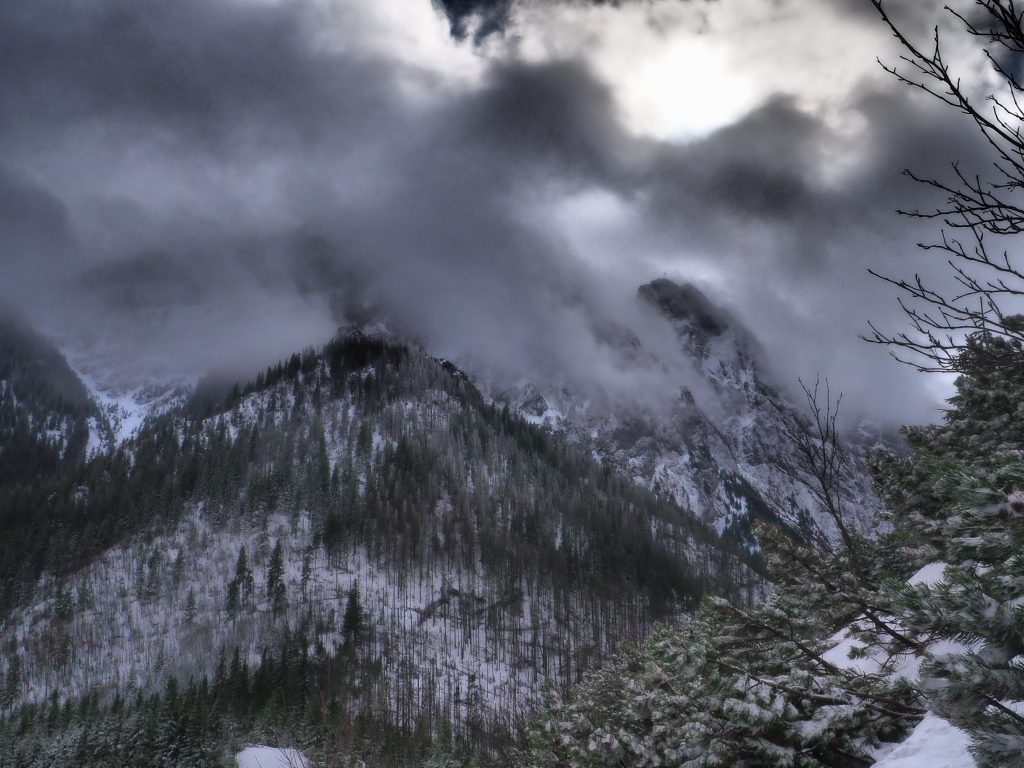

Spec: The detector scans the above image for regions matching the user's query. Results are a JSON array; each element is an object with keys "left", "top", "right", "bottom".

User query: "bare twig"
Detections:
[{"left": 868, "top": 1, "right": 1024, "bottom": 371}]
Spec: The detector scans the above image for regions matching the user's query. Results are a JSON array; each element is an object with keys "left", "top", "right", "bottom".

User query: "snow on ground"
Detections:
[
  {"left": 236, "top": 745, "right": 311, "bottom": 768},
  {"left": 820, "top": 562, "right": 977, "bottom": 767},
  {"left": 825, "top": 563, "right": 956, "bottom": 680},
  {"left": 908, "top": 562, "right": 947, "bottom": 587},
  {"left": 60, "top": 344, "right": 193, "bottom": 451},
  {"left": 871, "top": 714, "right": 972, "bottom": 768}
]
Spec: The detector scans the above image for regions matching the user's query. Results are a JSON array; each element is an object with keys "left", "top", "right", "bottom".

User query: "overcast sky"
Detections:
[{"left": 0, "top": 0, "right": 1000, "bottom": 425}]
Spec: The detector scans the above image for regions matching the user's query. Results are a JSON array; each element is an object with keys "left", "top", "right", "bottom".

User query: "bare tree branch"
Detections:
[{"left": 868, "top": 1, "right": 1024, "bottom": 372}]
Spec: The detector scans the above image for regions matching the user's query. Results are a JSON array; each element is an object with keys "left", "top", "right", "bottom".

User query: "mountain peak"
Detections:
[{"left": 638, "top": 279, "right": 729, "bottom": 337}]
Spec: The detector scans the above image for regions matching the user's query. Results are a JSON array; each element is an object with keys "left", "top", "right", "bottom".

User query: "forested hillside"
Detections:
[
  {"left": 0, "top": 310, "right": 92, "bottom": 486},
  {"left": 0, "top": 329, "right": 760, "bottom": 766}
]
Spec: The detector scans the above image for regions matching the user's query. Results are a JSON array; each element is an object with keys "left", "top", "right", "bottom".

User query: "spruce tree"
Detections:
[
  {"left": 1, "top": 657, "right": 19, "bottom": 714},
  {"left": 225, "top": 579, "right": 239, "bottom": 619},
  {"left": 301, "top": 552, "right": 312, "bottom": 598},
  {"left": 184, "top": 589, "right": 197, "bottom": 625},
  {"left": 266, "top": 540, "right": 286, "bottom": 615},
  {"left": 894, "top": 469, "right": 1024, "bottom": 767},
  {"left": 861, "top": 330, "right": 1024, "bottom": 766},
  {"left": 233, "top": 546, "right": 254, "bottom": 609},
  {"left": 342, "top": 581, "right": 364, "bottom": 645}
]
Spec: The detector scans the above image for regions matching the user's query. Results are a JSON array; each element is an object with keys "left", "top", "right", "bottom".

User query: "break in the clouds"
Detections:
[{"left": 0, "top": 0, "right": 999, "bottom": 425}]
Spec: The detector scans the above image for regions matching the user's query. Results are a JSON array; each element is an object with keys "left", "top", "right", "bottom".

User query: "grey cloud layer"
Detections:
[{"left": 0, "top": 0, "right": 988, "bottom": 424}]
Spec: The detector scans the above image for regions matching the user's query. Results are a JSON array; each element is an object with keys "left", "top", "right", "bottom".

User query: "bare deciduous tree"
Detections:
[
  {"left": 775, "top": 377, "right": 856, "bottom": 554},
  {"left": 865, "top": 1, "right": 1024, "bottom": 373}
]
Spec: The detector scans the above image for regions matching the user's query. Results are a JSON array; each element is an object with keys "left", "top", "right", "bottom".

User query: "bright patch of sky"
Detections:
[
  {"left": 503, "top": 1, "right": 892, "bottom": 143},
  {"left": 314, "top": 0, "right": 487, "bottom": 91},
  {"left": 320, "top": 0, "right": 993, "bottom": 150}
]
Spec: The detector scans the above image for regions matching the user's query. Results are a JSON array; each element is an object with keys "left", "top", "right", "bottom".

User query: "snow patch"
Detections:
[
  {"left": 908, "top": 562, "right": 947, "bottom": 587},
  {"left": 235, "top": 745, "right": 311, "bottom": 768},
  {"left": 870, "top": 713, "right": 972, "bottom": 768},
  {"left": 821, "top": 561, "right": 977, "bottom": 767}
]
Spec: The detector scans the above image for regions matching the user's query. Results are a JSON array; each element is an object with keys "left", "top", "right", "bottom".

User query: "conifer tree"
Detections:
[
  {"left": 1, "top": 657, "right": 19, "bottom": 714},
  {"left": 874, "top": 332, "right": 1024, "bottom": 767},
  {"left": 235, "top": 546, "right": 254, "bottom": 607},
  {"left": 226, "top": 546, "right": 254, "bottom": 618},
  {"left": 143, "top": 549, "right": 161, "bottom": 602},
  {"left": 301, "top": 552, "right": 312, "bottom": 598},
  {"left": 225, "top": 579, "right": 239, "bottom": 619},
  {"left": 184, "top": 589, "right": 197, "bottom": 625},
  {"left": 266, "top": 539, "right": 286, "bottom": 615},
  {"left": 895, "top": 468, "right": 1024, "bottom": 767},
  {"left": 342, "top": 581, "right": 364, "bottom": 645}
]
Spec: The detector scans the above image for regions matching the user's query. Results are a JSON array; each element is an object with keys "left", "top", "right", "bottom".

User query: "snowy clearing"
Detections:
[{"left": 235, "top": 745, "right": 311, "bottom": 768}]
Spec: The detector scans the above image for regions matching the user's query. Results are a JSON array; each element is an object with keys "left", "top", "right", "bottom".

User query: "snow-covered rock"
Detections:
[
  {"left": 487, "top": 279, "right": 883, "bottom": 546},
  {"left": 62, "top": 344, "right": 192, "bottom": 452}
]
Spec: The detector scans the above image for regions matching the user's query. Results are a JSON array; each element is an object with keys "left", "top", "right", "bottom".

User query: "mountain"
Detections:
[
  {"left": 0, "top": 327, "right": 761, "bottom": 766},
  {"left": 0, "top": 278, "right": 886, "bottom": 765},
  {"left": 486, "top": 279, "right": 882, "bottom": 550}
]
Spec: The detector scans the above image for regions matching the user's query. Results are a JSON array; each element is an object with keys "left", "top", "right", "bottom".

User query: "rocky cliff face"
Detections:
[{"left": 487, "top": 278, "right": 882, "bottom": 549}]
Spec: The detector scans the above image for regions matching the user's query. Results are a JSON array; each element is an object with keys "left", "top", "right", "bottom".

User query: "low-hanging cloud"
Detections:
[{"left": 0, "top": 0, "right": 997, "bottom": 426}]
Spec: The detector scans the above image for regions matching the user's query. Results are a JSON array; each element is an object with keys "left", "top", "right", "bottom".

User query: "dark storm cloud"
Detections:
[
  {"left": 429, "top": 56, "right": 990, "bottom": 424},
  {"left": 435, "top": 0, "right": 723, "bottom": 40},
  {"left": 0, "top": 0, "right": 399, "bottom": 156},
  {"left": 0, "top": 168, "right": 70, "bottom": 253},
  {"left": 453, "top": 60, "right": 628, "bottom": 179},
  {"left": 0, "top": 167, "right": 72, "bottom": 309},
  {"left": 452, "top": 58, "right": 982, "bottom": 279},
  {"left": 426, "top": 41, "right": 992, "bottom": 422},
  {"left": 635, "top": 88, "right": 989, "bottom": 268},
  {"left": 0, "top": 0, "right": 652, "bottom": 391},
  {"left": 0, "top": 0, "right": 993, "bottom": 424}
]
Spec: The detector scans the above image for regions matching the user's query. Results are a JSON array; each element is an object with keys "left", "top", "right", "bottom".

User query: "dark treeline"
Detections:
[
  {"left": 0, "top": 311, "right": 92, "bottom": 486},
  {"left": 0, "top": 623, "right": 481, "bottom": 768}
]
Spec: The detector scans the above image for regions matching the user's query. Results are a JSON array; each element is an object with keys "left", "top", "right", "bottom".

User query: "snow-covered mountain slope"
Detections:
[
  {"left": 43, "top": 275, "right": 886, "bottom": 550},
  {"left": 0, "top": 331, "right": 760, "bottom": 745},
  {"left": 484, "top": 279, "right": 883, "bottom": 548},
  {"left": 0, "top": 278, "right": 891, "bottom": 760},
  {"left": 61, "top": 344, "right": 192, "bottom": 454}
]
